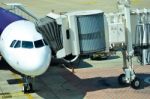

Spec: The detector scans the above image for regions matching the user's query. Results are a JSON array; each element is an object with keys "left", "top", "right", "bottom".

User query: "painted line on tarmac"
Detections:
[
  {"left": 80, "top": 1, "right": 97, "bottom": 5},
  {"left": 11, "top": 73, "right": 33, "bottom": 99}
]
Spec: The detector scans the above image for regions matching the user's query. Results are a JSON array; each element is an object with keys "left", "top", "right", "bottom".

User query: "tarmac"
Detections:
[
  {"left": 0, "top": 53, "right": 150, "bottom": 99},
  {"left": 0, "top": 0, "right": 150, "bottom": 17}
]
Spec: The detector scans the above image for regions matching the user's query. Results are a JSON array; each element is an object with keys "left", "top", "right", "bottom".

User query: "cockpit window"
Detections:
[
  {"left": 14, "top": 40, "right": 21, "bottom": 48},
  {"left": 10, "top": 39, "right": 47, "bottom": 49},
  {"left": 10, "top": 40, "right": 17, "bottom": 47},
  {"left": 22, "top": 41, "right": 33, "bottom": 48},
  {"left": 34, "top": 40, "right": 44, "bottom": 48}
]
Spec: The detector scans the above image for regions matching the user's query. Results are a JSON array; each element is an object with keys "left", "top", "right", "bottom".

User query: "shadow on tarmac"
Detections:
[
  {"left": 35, "top": 58, "right": 150, "bottom": 99},
  {"left": 0, "top": 56, "right": 150, "bottom": 99}
]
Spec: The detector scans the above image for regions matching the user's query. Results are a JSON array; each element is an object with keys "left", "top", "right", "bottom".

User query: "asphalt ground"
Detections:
[
  {"left": 0, "top": 0, "right": 150, "bottom": 17},
  {"left": 0, "top": 53, "right": 149, "bottom": 99}
]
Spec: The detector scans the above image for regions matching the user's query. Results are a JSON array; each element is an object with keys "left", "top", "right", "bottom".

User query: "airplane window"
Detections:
[
  {"left": 10, "top": 40, "right": 17, "bottom": 47},
  {"left": 43, "top": 39, "right": 48, "bottom": 46},
  {"left": 34, "top": 40, "right": 44, "bottom": 48},
  {"left": 14, "top": 40, "right": 21, "bottom": 48},
  {"left": 22, "top": 41, "right": 33, "bottom": 48}
]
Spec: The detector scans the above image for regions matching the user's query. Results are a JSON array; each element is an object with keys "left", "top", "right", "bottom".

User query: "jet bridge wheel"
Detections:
[
  {"left": 118, "top": 74, "right": 141, "bottom": 89},
  {"left": 131, "top": 77, "right": 141, "bottom": 89},
  {"left": 118, "top": 74, "right": 130, "bottom": 87},
  {"left": 118, "top": 74, "right": 127, "bottom": 85}
]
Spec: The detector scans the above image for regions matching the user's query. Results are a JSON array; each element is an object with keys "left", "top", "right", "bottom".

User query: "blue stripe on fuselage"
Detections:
[{"left": 0, "top": 7, "right": 25, "bottom": 34}]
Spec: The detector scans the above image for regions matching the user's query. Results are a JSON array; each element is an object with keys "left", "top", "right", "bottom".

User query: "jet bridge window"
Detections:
[
  {"left": 34, "top": 40, "right": 44, "bottom": 48},
  {"left": 22, "top": 41, "right": 33, "bottom": 48}
]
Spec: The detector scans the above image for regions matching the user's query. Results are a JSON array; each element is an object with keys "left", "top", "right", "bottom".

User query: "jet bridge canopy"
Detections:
[{"left": 35, "top": 17, "right": 63, "bottom": 55}]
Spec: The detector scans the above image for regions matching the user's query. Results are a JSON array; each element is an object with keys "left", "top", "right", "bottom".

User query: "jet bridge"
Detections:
[
  {"left": 35, "top": 10, "right": 106, "bottom": 62},
  {"left": 133, "top": 9, "right": 150, "bottom": 65},
  {"left": 115, "top": 0, "right": 150, "bottom": 89},
  {"left": 35, "top": 0, "right": 150, "bottom": 89},
  {"left": 105, "top": 12, "right": 126, "bottom": 50}
]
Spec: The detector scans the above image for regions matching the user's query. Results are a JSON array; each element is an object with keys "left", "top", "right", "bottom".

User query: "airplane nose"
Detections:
[{"left": 19, "top": 47, "right": 51, "bottom": 76}]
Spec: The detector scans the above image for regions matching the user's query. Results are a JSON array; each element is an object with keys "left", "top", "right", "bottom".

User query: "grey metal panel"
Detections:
[
  {"left": 131, "top": 14, "right": 138, "bottom": 46},
  {"left": 77, "top": 13, "right": 105, "bottom": 54}
]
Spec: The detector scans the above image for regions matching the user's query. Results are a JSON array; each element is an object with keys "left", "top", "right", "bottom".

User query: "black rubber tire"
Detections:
[
  {"left": 23, "top": 84, "right": 28, "bottom": 93},
  {"left": 23, "top": 83, "right": 34, "bottom": 93},
  {"left": 131, "top": 77, "right": 141, "bottom": 89},
  {"left": 118, "top": 74, "right": 126, "bottom": 85},
  {"left": 29, "top": 83, "right": 34, "bottom": 92}
]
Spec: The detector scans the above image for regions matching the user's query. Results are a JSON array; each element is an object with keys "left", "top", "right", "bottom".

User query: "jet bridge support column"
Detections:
[{"left": 118, "top": 0, "right": 141, "bottom": 89}]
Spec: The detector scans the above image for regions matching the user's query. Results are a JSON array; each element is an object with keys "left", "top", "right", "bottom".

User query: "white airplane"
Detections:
[{"left": 0, "top": 7, "right": 51, "bottom": 93}]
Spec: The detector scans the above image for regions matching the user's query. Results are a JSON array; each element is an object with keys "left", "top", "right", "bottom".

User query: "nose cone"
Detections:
[{"left": 18, "top": 47, "right": 51, "bottom": 76}]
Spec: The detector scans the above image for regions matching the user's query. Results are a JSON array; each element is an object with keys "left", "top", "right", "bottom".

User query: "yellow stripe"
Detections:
[
  {"left": 80, "top": 0, "right": 97, "bottom": 5},
  {"left": 131, "top": 0, "right": 140, "bottom": 4},
  {"left": 26, "top": 94, "right": 33, "bottom": 99},
  {"left": 11, "top": 73, "right": 33, "bottom": 99}
]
